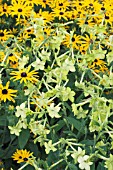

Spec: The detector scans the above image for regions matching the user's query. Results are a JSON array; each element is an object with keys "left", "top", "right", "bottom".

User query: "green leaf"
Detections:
[
  {"left": 28, "top": 142, "right": 40, "bottom": 157},
  {"left": 18, "top": 129, "right": 30, "bottom": 149},
  {"left": 0, "top": 115, "right": 7, "bottom": 126},
  {"left": 90, "top": 164, "right": 95, "bottom": 170},
  {"left": 97, "top": 162, "right": 107, "bottom": 170},
  {"left": 23, "top": 165, "right": 35, "bottom": 170},
  {"left": 81, "top": 140, "right": 94, "bottom": 146},
  {"left": 68, "top": 164, "right": 78, "bottom": 170},
  {"left": 54, "top": 120, "right": 65, "bottom": 132},
  {"left": 66, "top": 117, "right": 83, "bottom": 132}
]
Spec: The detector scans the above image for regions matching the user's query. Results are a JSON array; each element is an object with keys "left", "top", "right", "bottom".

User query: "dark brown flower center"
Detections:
[
  {"left": 89, "top": 3, "right": 93, "bottom": 6},
  {"left": 18, "top": 8, "right": 22, "bottom": 12},
  {"left": 59, "top": 12, "right": 64, "bottom": 15},
  {"left": 78, "top": 11, "right": 81, "bottom": 14},
  {"left": 19, "top": 156, "right": 22, "bottom": 159},
  {"left": 94, "top": 59, "right": 98, "bottom": 62},
  {"left": 43, "top": 0, "right": 46, "bottom": 2},
  {"left": 2, "top": 89, "right": 8, "bottom": 94},
  {"left": 101, "top": 7, "right": 105, "bottom": 10},
  {"left": 11, "top": 61, "right": 17, "bottom": 65},
  {"left": 105, "top": 15, "right": 109, "bottom": 19},
  {"left": 85, "top": 21, "right": 88, "bottom": 24},
  {"left": 59, "top": 3, "right": 63, "bottom": 6},
  {"left": 3, "top": 8, "right": 7, "bottom": 12},
  {"left": 0, "top": 32, "right": 4, "bottom": 37},
  {"left": 27, "top": 29, "right": 31, "bottom": 32},
  {"left": 21, "top": 72, "right": 27, "bottom": 77},
  {"left": 23, "top": 158, "right": 28, "bottom": 161},
  {"left": 72, "top": 14, "right": 75, "bottom": 18},
  {"left": 72, "top": 37, "right": 75, "bottom": 42},
  {"left": 9, "top": 53, "right": 13, "bottom": 56},
  {"left": 92, "top": 12, "right": 95, "bottom": 15},
  {"left": 90, "top": 39, "right": 93, "bottom": 43}
]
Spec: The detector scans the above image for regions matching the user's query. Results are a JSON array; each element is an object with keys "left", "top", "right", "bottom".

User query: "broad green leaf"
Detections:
[
  {"left": 54, "top": 120, "right": 65, "bottom": 132},
  {"left": 18, "top": 129, "right": 30, "bottom": 149},
  {"left": 68, "top": 164, "right": 78, "bottom": 170},
  {"left": 0, "top": 115, "right": 7, "bottom": 126},
  {"left": 66, "top": 117, "right": 83, "bottom": 132}
]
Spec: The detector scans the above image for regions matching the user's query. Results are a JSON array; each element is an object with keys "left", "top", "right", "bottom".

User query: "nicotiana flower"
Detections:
[
  {"left": 8, "top": 124, "right": 22, "bottom": 136},
  {"left": 0, "top": 81, "right": 17, "bottom": 103},
  {"left": 47, "top": 103, "right": 61, "bottom": 118},
  {"left": 78, "top": 155, "right": 93, "bottom": 170},
  {"left": 15, "top": 102, "right": 27, "bottom": 118},
  {"left": 44, "top": 140, "right": 57, "bottom": 154},
  {"left": 71, "top": 147, "right": 85, "bottom": 164}
]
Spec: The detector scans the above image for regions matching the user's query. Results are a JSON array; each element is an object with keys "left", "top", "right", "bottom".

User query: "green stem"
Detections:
[
  {"left": 97, "top": 154, "right": 108, "bottom": 161},
  {"left": 91, "top": 69, "right": 102, "bottom": 80},
  {"left": 18, "top": 163, "right": 28, "bottom": 170},
  {"left": 76, "top": 98, "right": 91, "bottom": 107},
  {"left": 49, "top": 159, "right": 64, "bottom": 170},
  {"left": 53, "top": 140, "right": 61, "bottom": 147}
]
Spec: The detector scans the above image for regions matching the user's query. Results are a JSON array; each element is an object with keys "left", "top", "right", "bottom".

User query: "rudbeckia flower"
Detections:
[
  {"left": 36, "top": 0, "right": 51, "bottom": 8},
  {"left": 63, "top": 34, "right": 81, "bottom": 49},
  {"left": 12, "top": 149, "right": 33, "bottom": 163},
  {"left": 52, "top": 8, "right": 68, "bottom": 20},
  {"left": 0, "top": 29, "right": 13, "bottom": 41},
  {"left": 10, "top": 66, "right": 38, "bottom": 84},
  {"left": 0, "top": 81, "right": 17, "bottom": 103},
  {"left": 9, "top": 0, "right": 33, "bottom": 19},
  {"left": 0, "top": 3, "right": 11, "bottom": 17}
]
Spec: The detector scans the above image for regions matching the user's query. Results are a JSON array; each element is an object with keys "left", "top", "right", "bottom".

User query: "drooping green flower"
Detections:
[
  {"left": 47, "top": 103, "right": 61, "bottom": 118},
  {"left": 78, "top": 155, "right": 93, "bottom": 170},
  {"left": 44, "top": 140, "right": 57, "bottom": 154}
]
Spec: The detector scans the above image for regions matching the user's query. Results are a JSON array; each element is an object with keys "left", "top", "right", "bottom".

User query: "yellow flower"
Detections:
[
  {"left": 0, "top": 51, "right": 5, "bottom": 62},
  {"left": 12, "top": 149, "right": 33, "bottom": 163},
  {"left": 63, "top": 34, "right": 81, "bottom": 49},
  {"left": 33, "top": 9, "right": 53, "bottom": 25},
  {"left": 10, "top": 66, "right": 38, "bottom": 84},
  {"left": 35, "top": 0, "right": 51, "bottom": 8},
  {"left": 7, "top": 52, "right": 20, "bottom": 69},
  {"left": 55, "top": 0, "right": 70, "bottom": 10},
  {"left": 22, "top": 27, "right": 34, "bottom": 39},
  {"left": 0, "top": 81, "right": 17, "bottom": 103},
  {"left": 0, "top": 3, "right": 11, "bottom": 17},
  {"left": 88, "top": 59, "right": 108, "bottom": 73},
  {"left": 0, "top": 29, "right": 13, "bottom": 41},
  {"left": 52, "top": 8, "right": 68, "bottom": 20},
  {"left": 81, "top": 34, "right": 96, "bottom": 50},
  {"left": 9, "top": 0, "right": 33, "bottom": 19},
  {"left": 0, "top": 159, "right": 3, "bottom": 165}
]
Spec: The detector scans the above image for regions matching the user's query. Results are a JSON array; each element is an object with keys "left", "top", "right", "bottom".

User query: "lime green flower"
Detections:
[
  {"left": 8, "top": 124, "right": 22, "bottom": 136},
  {"left": 78, "top": 155, "right": 93, "bottom": 170},
  {"left": 71, "top": 147, "right": 85, "bottom": 164},
  {"left": 31, "top": 58, "right": 45, "bottom": 70},
  {"left": 47, "top": 103, "right": 61, "bottom": 118},
  {"left": 44, "top": 140, "right": 57, "bottom": 154},
  {"left": 105, "top": 154, "right": 113, "bottom": 170},
  {"left": 15, "top": 102, "right": 27, "bottom": 118}
]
